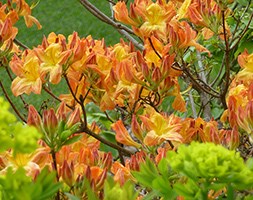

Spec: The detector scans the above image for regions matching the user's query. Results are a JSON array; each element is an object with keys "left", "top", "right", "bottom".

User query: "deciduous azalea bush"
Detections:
[{"left": 1, "top": 0, "right": 253, "bottom": 199}]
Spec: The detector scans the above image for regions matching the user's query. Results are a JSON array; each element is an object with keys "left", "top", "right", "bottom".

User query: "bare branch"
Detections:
[
  {"left": 220, "top": 10, "right": 231, "bottom": 109},
  {"left": 14, "top": 38, "right": 29, "bottom": 49},
  {"left": 79, "top": 0, "right": 144, "bottom": 50},
  {"left": 230, "top": 11, "right": 253, "bottom": 50},
  {"left": 189, "top": 90, "right": 197, "bottom": 118},
  {"left": 0, "top": 80, "right": 27, "bottom": 123},
  {"left": 79, "top": 126, "right": 134, "bottom": 156}
]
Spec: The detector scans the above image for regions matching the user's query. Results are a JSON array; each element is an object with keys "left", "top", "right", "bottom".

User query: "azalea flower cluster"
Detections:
[
  {"left": 10, "top": 32, "right": 185, "bottom": 113},
  {"left": 0, "top": 0, "right": 41, "bottom": 54},
  {"left": 222, "top": 50, "right": 253, "bottom": 136}
]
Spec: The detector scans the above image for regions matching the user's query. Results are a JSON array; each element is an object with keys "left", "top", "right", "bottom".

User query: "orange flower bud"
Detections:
[
  {"left": 141, "top": 62, "right": 150, "bottom": 80},
  {"left": 1, "top": 18, "right": 14, "bottom": 41},
  {"left": 152, "top": 66, "right": 162, "bottom": 85},
  {"left": 112, "top": 120, "right": 141, "bottom": 148},
  {"left": 56, "top": 102, "right": 68, "bottom": 122},
  {"left": 42, "top": 109, "right": 58, "bottom": 135},
  {"left": 61, "top": 160, "right": 74, "bottom": 187},
  {"left": 66, "top": 107, "right": 80, "bottom": 128},
  {"left": 131, "top": 115, "right": 143, "bottom": 141},
  {"left": 27, "top": 105, "right": 42, "bottom": 128},
  {"left": 102, "top": 152, "right": 112, "bottom": 170},
  {"left": 96, "top": 168, "right": 107, "bottom": 190}
]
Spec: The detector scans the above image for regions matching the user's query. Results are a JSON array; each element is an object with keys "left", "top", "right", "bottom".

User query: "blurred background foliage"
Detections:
[{"left": 16, "top": 0, "right": 122, "bottom": 47}]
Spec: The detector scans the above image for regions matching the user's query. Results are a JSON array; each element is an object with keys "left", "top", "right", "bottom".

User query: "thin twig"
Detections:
[
  {"left": 79, "top": 0, "right": 144, "bottom": 50},
  {"left": 220, "top": 10, "right": 231, "bottom": 109},
  {"left": 148, "top": 37, "right": 162, "bottom": 59},
  {"left": 79, "top": 87, "right": 91, "bottom": 128},
  {"left": 0, "top": 80, "right": 27, "bottom": 123},
  {"left": 180, "top": 62, "right": 220, "bottom": 98},
  {"left": 14, "top": 38, "right": 29, "bottom": 49},
  {"left": 42, "top": 85, "right": 74, "bottom": 110},
  {"left": 64, "top": 74, "right": 82, "bottom": 105},
  {"left": 51, "top": 150, "right": 60, "bottom": 200},
  {"left": 80, "top": 126, "right": 134, "bottom": 156},
  {"left": 230, "top": 0, "right": 251, "bottom": 43},
  {"left": 5, "top": 67, "right": 28, "bottom": 108},
  {"left": 189, "top": 90, "right": 197, "bottom": 118},
  {"left": 104, "top": 111, "right": 114, "bottom": 123},
  {"left": 230, "top": 11, "right": 253, "bottom": 50}
]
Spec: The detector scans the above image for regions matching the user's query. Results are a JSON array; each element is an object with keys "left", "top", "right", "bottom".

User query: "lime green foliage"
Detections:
[
  {"left": 104, "top": 177, "right": 138, "bottom": 200},
  {"left": 133, "top": 142, "right": 253, "bottom": 199},
  {"left": 0, "top": 167, "right": 61, "bottom": 200},
  {"left": 132, "top": 159, "right": 178, "bottom": 199},
  {"left": 0, "top": 97, "right": 40, "bottom": 155},
  {"left": 167, "top": 142, "right": 253, "bottom": 199},
  {"left": 0, "top": 98, "right": 61, "bottom": 199}
]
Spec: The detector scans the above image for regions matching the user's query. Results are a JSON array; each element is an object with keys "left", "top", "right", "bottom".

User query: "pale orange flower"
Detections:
[
  {"left": 13, "top": 0, "right": 42, "bottom": 29},
  {"left": 112, "top": 120, "right": 141, "bottom": 148},
  {"left": 35, "top": 43, "right": 71, "bottom": 84},
  {"left": 111, "top": 161, "right": 133, "bottom": 186},
  {"left": 10, "top": 53, "right": 42, "bottom": 96},
  {"left": 140, "top": 107, "right": 182, "bottom": 146},
  {"left": 168, "top": 19, "right": 210, "bottom": 55}
]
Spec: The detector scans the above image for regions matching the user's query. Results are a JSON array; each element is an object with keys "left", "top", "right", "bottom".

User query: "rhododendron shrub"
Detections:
[{"left": 1, "top": 0, "right": 253, "bottom": 199}]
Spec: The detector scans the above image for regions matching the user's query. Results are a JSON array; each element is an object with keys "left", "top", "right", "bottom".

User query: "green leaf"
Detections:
[
  {"left": 246, "top": 158, "right": 253, "bottom": 170},
  {"left": 234, "top": 38, "right": 253, "bottom": 57},
  {"left": 173, "top": 181, "right": 198, "bottom": 199},
  {"left": 158, "top": 158, "right": 169, "bottom": 177},
  {"left": 104, "top": 177, "right": 138, "bottom": 200},
  {"left": 99, "top": 131, "right": 118, "bottom": 157},
  {"left": 236, "top": 0, "right": 249, "bottom": 6},
  {"left": 143, "top": 190, "right": 160, "bottom": 200},
  {"left": 60, "top": 130, "right": 72, "bottom": 141},
  {"left": 64, "top": 193, "right": 80, "bottom": 200},
  {"left": 84, "top": 179, "right": 99, "bottom": 200},
  {"left": 33, "top": 168, "right": 62, "bottom": 200},
  {"left": 62, "top": 134, "right": 83, "bottom": 146}
]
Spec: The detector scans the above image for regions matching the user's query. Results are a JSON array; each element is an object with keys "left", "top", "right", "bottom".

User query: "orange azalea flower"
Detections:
[
  {"left": 35, "top": 43, "right": 71, "bottom": 84},
  {"left": 0, "top": 151, "right": 41, "bottom": 180},
  {"left": 131, "top": 115, "right": 143, "bottom": 141},
  {"left": 187, "top": 0, "right": 221, "bottom": 30},
  {"left": 236, "top": 50, "right": 253, "bottom": 82},
  {"left": 113, "top": 0, "right": 176, "bottom": 41},
  {"left": 177, "top": 0, "right": 191, "bottom": 19},
  {"left": 100, "top": 93, "right": 116, "bottom": 111},
  {"left": 0, "top": 4, "right": 19, "bottom": 25},
  {"left": 10, "top": 53, "right": 42, "bottom": 96},
  {"left": 13, "top": 0, "right": 42, "bottom": 29},
  {"left": 138, "top": 3, "right": 171, "bottom": 40},
  {"left": 112, "top": 120, "right": 141, "bottom": 148},
  {"left": 60, "top": 160, "right": 75, "bottom": 187},
  {"left": 0, "top": 18, "right": 18, "bottom": 42},
  {"left": 111, "top": 161, "right": 133, "bottom": 186},
  {"left": 172, "top": 93, "right": 186, "bottom": 112},
  {"left": 168, "top": 19, "right": 210, "bottom": 55},
  {"left": 219, "top": 128, "right": 239, "bottom": 150},
  {"left": 113, "top": 2, "right": 139, "bottom": 27},
  {"left": 140, "top": 107, "right": 182, "bottom": 146}
]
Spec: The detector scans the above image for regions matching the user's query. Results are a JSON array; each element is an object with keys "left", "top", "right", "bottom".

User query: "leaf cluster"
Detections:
[
  {"left": 133, "top": 142, "right": 253, "bottom": 199},
  {"left": 0, "top": 97, "right": 40, "bottom": 155},
  {"left": 0, "top": 167, "right": 61, "bottom": 200}
]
